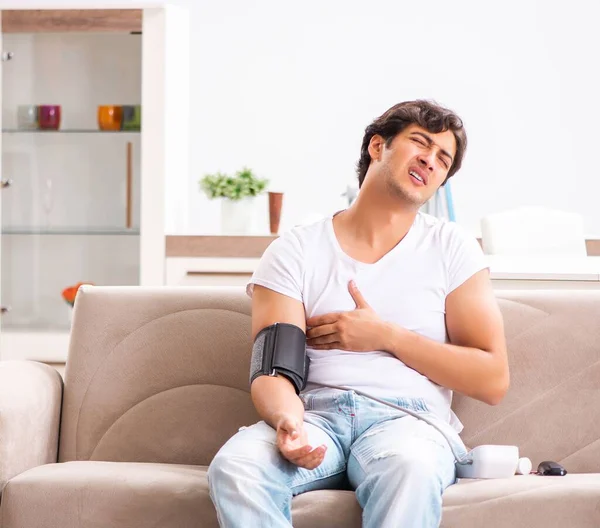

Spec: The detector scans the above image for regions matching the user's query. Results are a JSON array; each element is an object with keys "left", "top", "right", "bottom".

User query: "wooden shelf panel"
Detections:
[
  {"left": 168, "top": 236, "right": 600, "bottom": 259},
  {"left": 2, "top": 9, "right": 142, "bottom": 33},
  {"left": 166, "top": 235, "right": 278, "bottom": 258}
]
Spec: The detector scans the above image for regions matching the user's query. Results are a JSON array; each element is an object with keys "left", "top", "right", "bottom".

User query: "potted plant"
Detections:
[{"left": 199, "top": 167, "right": 268, "bottom": 234}]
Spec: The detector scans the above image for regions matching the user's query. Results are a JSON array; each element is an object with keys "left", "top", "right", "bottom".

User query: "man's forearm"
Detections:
[
  {"left": 250, "top": 375, "right": 304, "bottom": 428},
  {"left": 381, "top": 322, "right": 508, "bottom": 405}
]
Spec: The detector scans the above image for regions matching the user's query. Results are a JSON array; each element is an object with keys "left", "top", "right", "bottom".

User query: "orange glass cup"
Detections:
[{"left": 98, "top": 105, "right": 123, "bottom": 131}]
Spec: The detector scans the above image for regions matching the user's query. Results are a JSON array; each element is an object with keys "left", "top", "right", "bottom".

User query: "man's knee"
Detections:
[
  {"left": 207, "top": 453, "right": 233, "bottom": 490},
  {"left": 368, "top": 445, "right": 454, "bottom": 487},
  {"left": 208, "top": 422, "right": 281, "bottom": 489},
  {"left": 208, "top": 450, "right": 269, "bottom": 498}
]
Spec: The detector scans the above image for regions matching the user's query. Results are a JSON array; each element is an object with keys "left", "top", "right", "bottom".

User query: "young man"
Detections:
[{"left": 208, "top": 100, "right": 509, "bottom": 527}]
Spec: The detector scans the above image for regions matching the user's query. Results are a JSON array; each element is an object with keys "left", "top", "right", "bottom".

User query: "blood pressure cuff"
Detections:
[{"left": 250, "top": 323, "right": 310, "bottom": 395}]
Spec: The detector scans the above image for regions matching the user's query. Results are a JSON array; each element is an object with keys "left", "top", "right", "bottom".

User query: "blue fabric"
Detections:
[{"left": 208, "top": 388, "right": 467, "bottom": 527}]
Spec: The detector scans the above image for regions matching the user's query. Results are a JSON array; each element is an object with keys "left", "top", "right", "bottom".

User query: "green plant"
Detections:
[{"left": 199, "top": 167, "right": 269, "bottom": 201}]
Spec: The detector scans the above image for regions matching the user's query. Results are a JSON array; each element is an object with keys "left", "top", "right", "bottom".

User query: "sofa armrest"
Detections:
[{"left": 0, "top": 360, "right": 63, "bottom": 492}]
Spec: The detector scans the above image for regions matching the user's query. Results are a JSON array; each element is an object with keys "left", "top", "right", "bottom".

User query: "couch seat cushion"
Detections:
[
  {"left": 441, "top": 474, "right": 600, "bottom": 527},
  {"left": 293, "top": 475, "right": 600, "bottom": 528},
  {"left": 291, "top": 489, "right": 362, "bottom": 528},
  {"left": 0, "top": 461, "right": 217, "bottom": 528},
  {"left": 2, "top": 462, "right": 599, "bottom": 528}
]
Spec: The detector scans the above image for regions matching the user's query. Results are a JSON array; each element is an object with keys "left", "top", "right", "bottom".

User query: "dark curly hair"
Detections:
[{"left": 356, "top": 100, "right": 467, "bottom": 187}]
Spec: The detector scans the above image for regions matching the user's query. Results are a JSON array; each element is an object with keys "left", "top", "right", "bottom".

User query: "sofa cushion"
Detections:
[
  {"left": 442, "top": 474, "right": 600, "bottom": 527},
  {"left": 2, "top": 462, "right": 599, "bottom": 528},
  {"left": 291, "top": 489, "right": 362, "bottom": 527},
  {"left": 293, "top": 475, "right": 600, "bottom": 528},
  {"left": 59, "top": 287, "right": 260, "bottom": 466},
  {"left": 0, "top": 461, "right": 217, "bottom": 528},
  {"left": 0, "top": 461, "right": 361, "bottom": 528},
  {"left": 454, "top": 291, "right": 600, "bottom": 474},
  {"left": 0, "top": 361, "right": 63, "bottom": 494},
  {"left": 292, "top": 473, "right": 600, "bottom": 528}
]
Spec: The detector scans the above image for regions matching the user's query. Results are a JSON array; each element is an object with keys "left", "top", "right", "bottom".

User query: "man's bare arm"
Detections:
[
  {"left": 383, "top": 269, "right": 509, "bottom": 405},
  {"left": 250, "top": 285, "right": 307, "bottom": 428}
]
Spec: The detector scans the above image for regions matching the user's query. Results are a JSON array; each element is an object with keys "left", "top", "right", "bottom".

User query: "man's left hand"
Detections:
[{"left": 306, "top": 281, "right": 386, "bottom": 351}]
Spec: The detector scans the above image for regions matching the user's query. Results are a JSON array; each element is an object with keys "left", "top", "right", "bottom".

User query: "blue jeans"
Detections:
[{"left": 208, "top": 389, "right": 467, "bottom": 528}]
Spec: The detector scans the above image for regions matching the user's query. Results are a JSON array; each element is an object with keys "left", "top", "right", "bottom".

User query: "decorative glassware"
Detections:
[
  {"left": 98, "top": 105, "right": 123, "bottom": 131},
  {"left": 39, "top": 105, "right": 61, "bottom": 130},
  {"left": 121, "top": 104, "right": 141, "bottom": 130},
  {"left": 17, "top": 105, "right": 39, "bottom": 130}
]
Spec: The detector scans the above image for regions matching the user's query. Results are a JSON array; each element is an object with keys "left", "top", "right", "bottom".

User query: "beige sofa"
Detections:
[{"left": 1, "top": 286, "right": 599, "bottom": 527}]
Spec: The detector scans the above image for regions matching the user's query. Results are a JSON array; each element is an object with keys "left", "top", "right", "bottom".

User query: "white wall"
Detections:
[
  {"left": 5, "top": 0, "right": 600, "bottom": 237},
  {"left": 182, "top": 0, "right": 600, "bottom": 237}
]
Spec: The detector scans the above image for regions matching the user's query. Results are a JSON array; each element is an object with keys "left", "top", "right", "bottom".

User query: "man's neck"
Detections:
[{"left": 333, "top": 187, "right": 418, "bottom": 263}]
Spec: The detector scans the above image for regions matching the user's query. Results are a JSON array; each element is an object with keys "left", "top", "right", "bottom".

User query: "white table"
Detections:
[
  {"left": 487, "top": 256, "right": 600, "bottom": 289},
  {"left": 166, "top": 255, "right": 600, "bottom": 290}
]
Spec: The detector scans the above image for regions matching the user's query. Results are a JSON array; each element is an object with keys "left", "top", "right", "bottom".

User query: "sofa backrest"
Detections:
[
  {"left": 454, "top": 290, "right": 600, "bottom": 473},
  {"left": 60, "top": 287, "right": 600, "bottom": 473},
  {"left": 59, "top": 286, "right": 258, "bottom": 466}
]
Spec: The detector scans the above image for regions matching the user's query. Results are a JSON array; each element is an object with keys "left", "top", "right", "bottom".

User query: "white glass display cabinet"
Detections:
[{"left": 0, "top": 2, "right": 189, "bottom": 362}]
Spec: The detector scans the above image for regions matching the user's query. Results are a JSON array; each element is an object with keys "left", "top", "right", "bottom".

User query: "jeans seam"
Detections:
[
  {"left": 400, "top": 410, "right": 468, "bottom": 462},
  {"left": 350, "top": 448, "right": 374, "bottom": 499},
  {"left": 276, "top": 488, "right": 293, "bottom": 520},
  {"left": 301, "top": 394, "right": 313, "bottom": 411},
  {"left": 348, "top": 392, "right": 356, "bottom": 443},
  {"left": 352, "top": 447, "right": 369, "bottom": 476},
  {"left": 207, "top": 475, "right": 226, "bottom": 527}
]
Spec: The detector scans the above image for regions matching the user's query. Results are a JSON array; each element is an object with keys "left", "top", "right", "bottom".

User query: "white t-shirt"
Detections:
[{"left": 246, "top": 211, "right": 488, "bottom": 432}]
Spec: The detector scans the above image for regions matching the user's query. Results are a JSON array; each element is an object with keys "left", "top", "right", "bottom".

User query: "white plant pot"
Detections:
[{"left": 221, "top": 198, "right": 256, "bottom": 234}]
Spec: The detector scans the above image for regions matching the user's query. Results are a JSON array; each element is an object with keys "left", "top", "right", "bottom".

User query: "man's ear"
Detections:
[{"left": 368, "top": 134, "right": 385, "bottom": 162}]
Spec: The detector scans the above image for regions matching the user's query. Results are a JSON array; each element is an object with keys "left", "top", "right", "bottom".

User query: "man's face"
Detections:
[{"left": 372, "top": 124, "right": 457, "bottom": 207}]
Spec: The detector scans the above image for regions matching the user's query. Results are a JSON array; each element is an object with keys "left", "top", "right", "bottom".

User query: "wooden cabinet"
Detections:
[
  {"left": 2, "top": 9, "right": 142, "bottom": 33},
  {"left": 165, "top": 258, "right": 258, "bottom": 288},
  {"left": 0, "top": 3, "right": 190, "bottom": 362}
]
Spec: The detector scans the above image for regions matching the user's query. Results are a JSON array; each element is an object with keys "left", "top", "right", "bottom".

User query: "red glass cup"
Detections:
[{"left": 39, "top": 105, "right": 61, "bottom": 130}]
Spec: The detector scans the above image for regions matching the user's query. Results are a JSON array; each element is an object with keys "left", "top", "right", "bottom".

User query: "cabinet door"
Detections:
[
  {"left": 0, "top": 8, "right": 143, "bottom": 361},
  {"left": 0, "top": 11, "right": 4, "bottom": 355}
]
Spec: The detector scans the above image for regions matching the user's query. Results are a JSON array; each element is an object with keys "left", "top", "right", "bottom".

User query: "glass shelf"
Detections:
[
  {"left": 1, "top": 325, "right": 71, "bottom": 334},
  {"left": 2, "top": 30, "right": 144, "bottom": 340},
  {"left": 2, "top": 129, "right": 140, "bottom": 134},
  {"left": 2, "top": 227, "right": 140, "bottom": 235}
]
